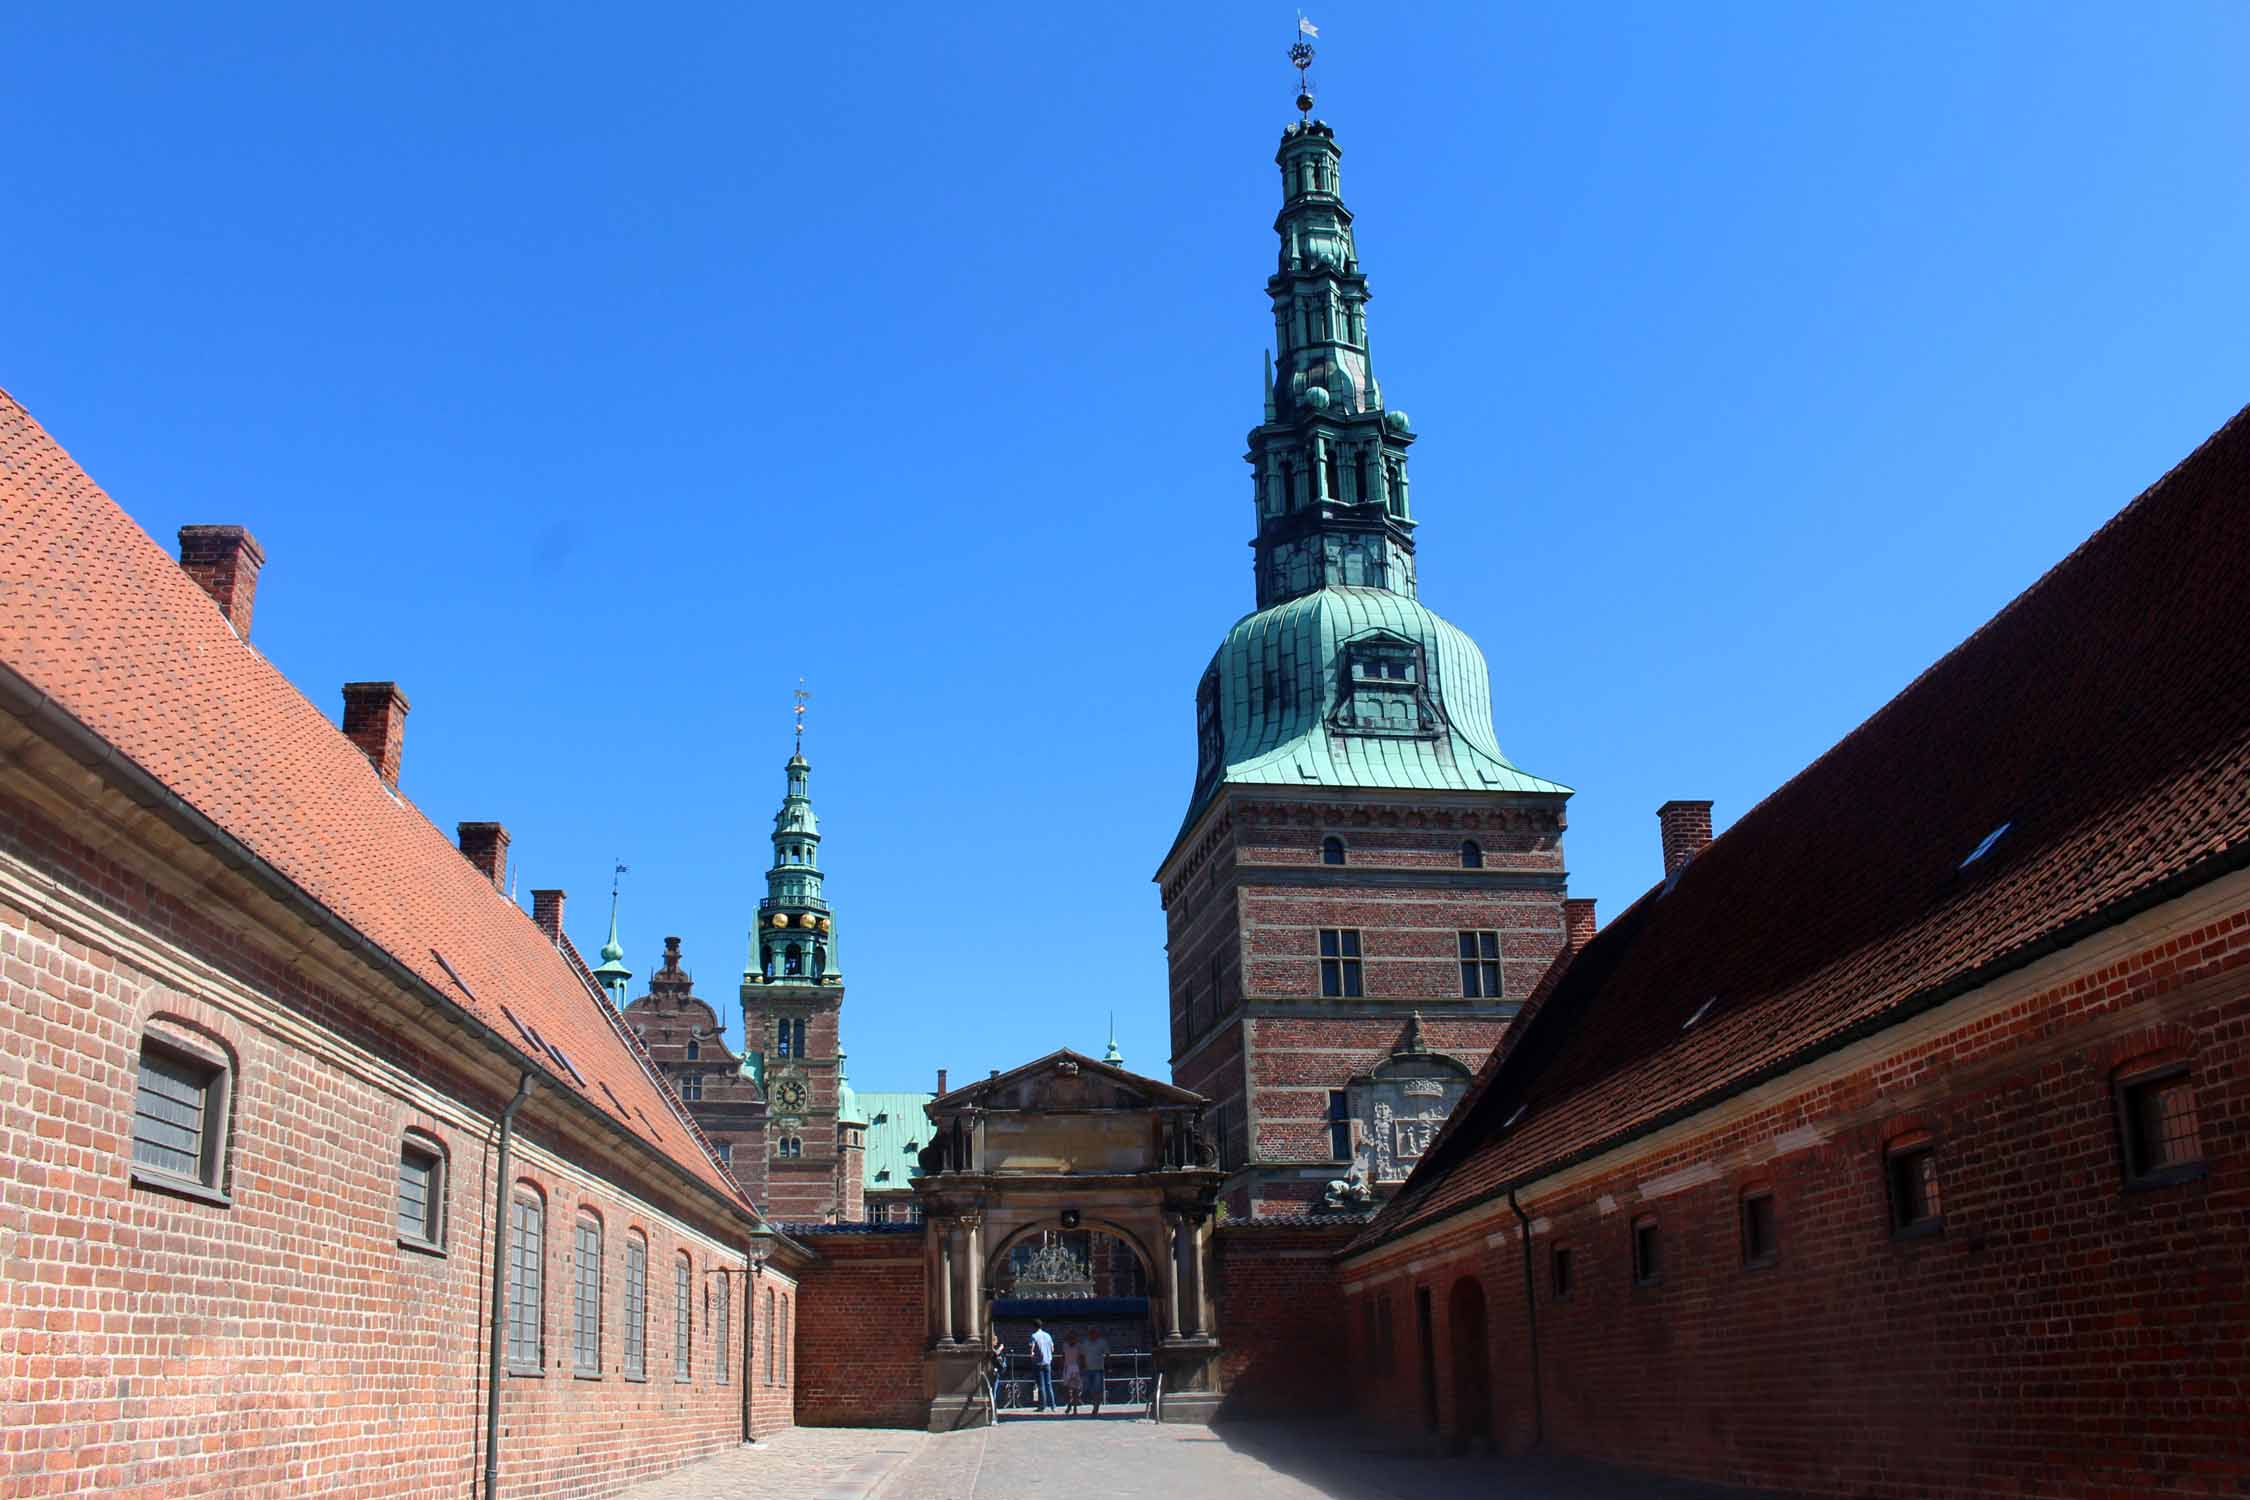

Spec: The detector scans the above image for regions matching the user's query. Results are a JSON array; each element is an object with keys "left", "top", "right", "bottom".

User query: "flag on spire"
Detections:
[{"left": 1297, "top": 15, "right": 1318, "bottom": 37}]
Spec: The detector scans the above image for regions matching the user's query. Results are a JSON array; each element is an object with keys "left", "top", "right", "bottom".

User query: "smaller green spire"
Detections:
[
  {"left": 1103, "top": 1013, "right": 1123, "bottom": 1066},
  {"left": 589, "top": 874, "right": 632, "bottom": 1003},
  {"left": 836, "top": 1048, "right": 867, "bottom": 1127}
]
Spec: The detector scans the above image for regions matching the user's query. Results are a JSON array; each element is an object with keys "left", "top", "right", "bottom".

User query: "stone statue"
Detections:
[{"left": 1321, "top": 1171, "right": 1373, "bottom": 1210}]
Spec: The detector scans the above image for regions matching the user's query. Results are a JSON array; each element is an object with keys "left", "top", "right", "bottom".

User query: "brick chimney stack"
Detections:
[
  {"left": 936, "top": 1069, "right": 948, "bottom": 1097},
  {"left": 1563, "top": 898, "right": 1599, "bottom": 950},
  {"left": 341, "top": 682, "right": 410, "bottom": 787},
  {"left": 1658, "top": 800, "right": 1714, "bottom": 877},
  {"left": 457, "top": 822, "right": 510, "bottom": 890},
  {"left": 531, "top": 889, "right": 566, "bottom": 943},
  {"left": 177, "top": 525, "right": 265, "bottom": 639}
]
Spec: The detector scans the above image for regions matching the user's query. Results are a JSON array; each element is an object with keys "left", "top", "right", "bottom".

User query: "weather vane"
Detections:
[
  {"left": 1291, "top": 14, "right": 1318, "bottom": 118},
  {"left": 610, "top": 859, "right": 628, "bottom": 899},
  {"left": 793, "top": 677, "right": 810, "bottom": 753}
]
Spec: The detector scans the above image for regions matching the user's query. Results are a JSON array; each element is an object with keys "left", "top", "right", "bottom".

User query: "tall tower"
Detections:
[
  {"left": 1157, "top": 75, "right": 1576, "bottom": 1218},
  {"left": 739, "top": 743, "right": 860, "bottom": 1222}
]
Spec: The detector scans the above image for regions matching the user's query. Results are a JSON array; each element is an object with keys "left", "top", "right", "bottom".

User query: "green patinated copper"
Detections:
[
  {"left": 858, "top": 1089, "right": 936, "bottom": 1195},
  {"left": 1176, "top": 118, "right": 1569, "bottom": 842},
  {"left": 745, "top": 749, "right": 841, "bottom": 986},
  {"left": 835, "top": 1048, "right": 867, "bottom": 1128},
  {"left": 589, "top": 889, "right": 631, "bottom": 1002}
]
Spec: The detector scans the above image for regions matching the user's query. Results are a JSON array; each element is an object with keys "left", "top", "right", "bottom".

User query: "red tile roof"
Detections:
[
  {"left": 0, "top": 391, "right": 753, "bottom": 1215},
  {"left": 1353, "top": 403, "right": 2250, "bottom": 1255}
]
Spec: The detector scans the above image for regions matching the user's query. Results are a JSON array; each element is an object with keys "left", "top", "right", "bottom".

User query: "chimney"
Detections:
[
  {"left": 1658, "top": 800, "right": 1714, "bottom": 877},
  {"left": 936, "top": 1068, "right": 948, "bottom": 1097},
  {"left": 531, "top": 889, "right": 566, "bottom": 943},
  {"left": 1563, "top": 898, "right": 1598, "bottom": 950},
  {"left": 177, "top": 525, "right": 266, "bottom": 639},
  {"left": 457, "top": 822, "right": 510, "bottom": 889},
  {"left": 342, "top": 681, "right": 410, "bottom": 787}
]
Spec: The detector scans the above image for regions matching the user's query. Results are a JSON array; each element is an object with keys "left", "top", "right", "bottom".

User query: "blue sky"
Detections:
[{"left": 6, "top": 4, "right": 2246, "bottom": 1093}]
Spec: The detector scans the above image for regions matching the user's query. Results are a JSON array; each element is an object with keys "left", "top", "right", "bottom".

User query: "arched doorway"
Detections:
[
  {"left": 1447, "top": 1276, "right": 1493, "bottom": 1450},
  {"left": 986, "top": 1222, "right": 1155, "bottom": 1416}
]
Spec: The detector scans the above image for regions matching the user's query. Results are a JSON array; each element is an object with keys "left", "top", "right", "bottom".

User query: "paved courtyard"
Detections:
[{"left": 612, "top": 1418, "right": 1764, "bottom": 1500}]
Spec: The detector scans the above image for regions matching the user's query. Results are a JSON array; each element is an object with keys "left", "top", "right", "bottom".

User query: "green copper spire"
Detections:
[
  {"left": 1171, "top": 100, "right": 1570, "bottom": 844},
  {"left": 590, "top": 866, "right": 631, "bottom": 1003},
  {"left": 836, "top": 1048, "right": 866, "bottom": 1127},
  {"left": 1103, "top": 1013, "right": 1123, "bottom": 1066},
  {"left": 749, "top": 726, "right": 840, "bottom": 986}
]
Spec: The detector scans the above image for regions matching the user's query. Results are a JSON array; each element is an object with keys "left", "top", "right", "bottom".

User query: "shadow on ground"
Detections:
[{"left": 1209, "top": 1420, "right": 1786, "bottom": 1500}]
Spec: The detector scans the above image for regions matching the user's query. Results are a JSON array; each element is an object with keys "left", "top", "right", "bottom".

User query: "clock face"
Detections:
[{"left": 772, "top": 1076, "right": 809, "bottom": 1113}]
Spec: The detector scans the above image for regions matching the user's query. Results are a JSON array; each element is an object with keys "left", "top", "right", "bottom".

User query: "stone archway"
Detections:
[{"left": 912, "top": 1050, "right": 1224, "bottom": 1428}]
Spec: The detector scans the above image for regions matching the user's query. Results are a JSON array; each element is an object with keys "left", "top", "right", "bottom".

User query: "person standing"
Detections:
[
  {"left": 1060, "top": 1330, "right": 1084, "bottom": 1415},
  {"left": 1082, "top": 1326, "right": 1110, "bottom": 1416},
  {"left": 1030, "top": 1319, "right": 1056, "bottom": 1411}
]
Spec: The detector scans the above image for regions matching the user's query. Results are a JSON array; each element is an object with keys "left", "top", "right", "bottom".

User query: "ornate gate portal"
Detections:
[{"left": 913, "top": 1050, "right": 1224, "bottom": 1428}]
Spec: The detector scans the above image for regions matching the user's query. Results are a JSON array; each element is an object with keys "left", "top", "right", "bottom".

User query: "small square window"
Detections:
[
  {"left": 1632, "top": 1218, "right": 1661, "bottom": 1285},
  {"left": 1886, "top": 1138, "right": 1944, "bottom": 1236},
  {"left": 132, "top": 1035, "right": 230, "bottom": 1202},
  {"left": 681, "top": 1072, "right": 703, "bottom": 1102},
  {"left": 2118, "top": 1065, "right": 2203, "bottom": 1187},
  {"left": 1550, "top": 1245, "right": 1573, "bottom": 1300},
  {"left": 398, "top": 1139, "right": 445, "bottom": 1249},
  {"left": 1741, "top": 1191, "right": 1777, "bottom": 1267}
]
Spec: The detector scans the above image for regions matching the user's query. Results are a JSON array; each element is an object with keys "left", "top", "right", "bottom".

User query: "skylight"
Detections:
[
  {"left": 1960, "top": 822, "right": 2012, "bottom": 869},
  {"left": 431, "top": 948, "right": 478, "bottom": 1001},
  {"left": 1502, "top": 1104, "right": 1527, "bottom": 1130},
  {"left": 1682, "top": 996, "right": 1717, "bottom": 1030}
]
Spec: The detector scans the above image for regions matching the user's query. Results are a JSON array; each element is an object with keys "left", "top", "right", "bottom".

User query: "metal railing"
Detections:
[{"left": 987, "top": 1351, "right": 1158, "bottom": 1420}]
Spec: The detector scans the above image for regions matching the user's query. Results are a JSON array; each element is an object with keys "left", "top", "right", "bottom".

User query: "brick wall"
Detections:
[
  {"left": 790, "top": 1228, "right": 929, "bottom": 1428},
  {"left": 1338, "top": 881, "right": 2250, "bottom": 1496},
  {"left": 746, "top": 1267, "right": 801, "bottom": 1436},
  {"left": 0, "top": 788, "right": 762, "bottom": 1500},
  {"left": 1211, "top": 1220, "right": 1362, "bottom": 1418}
]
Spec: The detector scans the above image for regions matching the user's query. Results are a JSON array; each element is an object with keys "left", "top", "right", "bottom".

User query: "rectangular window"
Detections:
[
  {"left": 2118, "top": 1065, "right": 2203, "bottom": 1185},
  {"left": 1318, "top": 929, "right": 1363, "bottom": 998},
  {"left": 779, "top": 1295, "right": 789, "bottom": 1382},
  {"left": 623, "top": 1235, "right": 648, "bottom": 1379},
  {"left": 716, "top": 1277, "right": 731, "bottom": 1384},
  {"left": 674, "top": 1256, "right": 693, "bottom": 1380},
  {"left": 681, "top": 1072, "right": 703, "bottom": 1102},
  {"left": 1632, "top": 1217, "right": 1661, "bottom": 1285},
  {"left": 1886, "top": 1138, "right": 1944, "bottom": 1235},
  {"left": 572, "top": 1217, "right": 603, "bottom": 1375},
  {"left": 1551, "top": 1245, "right": 1573, "bottom": 1300},
  {"left": 1327, "top": 1090, "right": 1353, "bottom": 1161},
  {"left": 507, "top": 1194, "right": 544, "bottom": 1372},
  {"left": 132, "top": 1039, "right": 228, "bottom": 1194},
  {"left": 398, "top": 1140, "right": 443, "bottom": 1248},
  {"left": 775, "top": 1019, "right": 792, "bottom": 1059},
  {"left": 765, "top": 1288, "right": 777, "bottom": 1384},
  {"left": 1458, "top": 931, "right": 1502, "bottom": 998},
  {"left": 1741, "top": 1191, "right": 1777, "bottom": 1267}
]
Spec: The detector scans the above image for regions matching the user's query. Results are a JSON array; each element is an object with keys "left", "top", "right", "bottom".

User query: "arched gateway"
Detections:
[{"left": 914, "top": 1050, "right": 1224, "bottom": 1428}]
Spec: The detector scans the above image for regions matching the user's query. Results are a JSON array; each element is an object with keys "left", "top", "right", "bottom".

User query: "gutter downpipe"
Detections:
[
  {"left": 485, "top": 1074, "right": 536, "bottom": 1500},
  {"left": 1508, "top": 1190, "right": 1544, "bottom": 1451}
]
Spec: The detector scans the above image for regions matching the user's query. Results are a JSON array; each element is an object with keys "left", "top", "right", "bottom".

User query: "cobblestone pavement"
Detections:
[{"left": 613, "top": 1418, "right": 1765, "bottom": 1500}]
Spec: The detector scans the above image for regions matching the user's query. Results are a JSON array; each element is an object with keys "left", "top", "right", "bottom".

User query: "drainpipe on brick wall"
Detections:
[
  {"left": 1508, "top": 1190, "right": 1544, "bottom": 1450},
  {"left": 484, "top": 1074, "right": 535, "bottom": 1500}
]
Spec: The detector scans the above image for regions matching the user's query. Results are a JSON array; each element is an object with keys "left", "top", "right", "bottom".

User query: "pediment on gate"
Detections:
[{"left": 934, "top": 1049, "right": 1205, "bottom": 1116}]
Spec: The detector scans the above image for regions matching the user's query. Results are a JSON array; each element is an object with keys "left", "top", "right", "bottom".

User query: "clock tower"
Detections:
[{"left": 739, "top": 742, "right": 865, "bottom": 1223}]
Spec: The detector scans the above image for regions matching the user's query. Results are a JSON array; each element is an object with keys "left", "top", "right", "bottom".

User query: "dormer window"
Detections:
[{"left": 1332, "top": 634, "right": 1438, "bottom": 737}]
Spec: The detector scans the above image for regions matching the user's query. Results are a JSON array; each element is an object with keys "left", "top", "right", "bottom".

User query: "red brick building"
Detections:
[
  {"left": 1335, "top": 404, "right": 2250, "bottom": 1495},
  {"left": 621, "top": 935, "right": 773, "bottom": 1201},
  {"left": 0, "top": 390, "right": 813, "bottom": 1499},
  {"left": 1160, "top": 116, "right": 1581, "bottom": 1217}
]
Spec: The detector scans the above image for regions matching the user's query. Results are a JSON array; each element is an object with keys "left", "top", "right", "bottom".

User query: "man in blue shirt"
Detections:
[{"left": 1030, "top": 1319, "right": 1056, "bottom": 1411}]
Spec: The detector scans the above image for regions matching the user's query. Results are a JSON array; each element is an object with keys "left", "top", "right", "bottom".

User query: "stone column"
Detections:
[
  {"left": 936, "top": 1217, "right": 956, "bottom": 1345},
  {"left": 1181, "top": 1213, "right": 1206, "bottom": 1336},
  {"left": 1163, "top": 1213, "right": 1183, "bottom": 1339},
  {"left": 962, "top": 1214, "right": 984, "bottom": 1346}
]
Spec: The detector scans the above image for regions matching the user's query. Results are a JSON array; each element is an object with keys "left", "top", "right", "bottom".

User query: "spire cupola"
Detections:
[
  {"left": 751, "top": 686, "right": 839, "bottom": 987},
  {"left": 1250, "top": 98, "right": 1418, "bottom": 611},
  {"left": 590, "top": 875, "right": 632, "bottom": 1004}
]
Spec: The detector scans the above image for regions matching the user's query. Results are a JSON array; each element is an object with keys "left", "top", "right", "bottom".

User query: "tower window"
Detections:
[
  {"left": 1460, "top": 840, "right": 1484, "bottom": 869},
  {"left": 685, "top": 1040, "right": 700, "bottom": 1061},
  {"left": 1318, "top": 929, "right": 1363, "bottom": 998},
  {"left": 1321, "top": 836, "right": 1346, "bottom": 865},
  {"left": 1282, "top": 459, "right": 1298, "bottom": 510},
  {"left": 1323, "top": 447, "right": 1341, "bottom": 502},
  {"left": 1327, "top": 1090, "right": 1352, "bottom": 1160},
  {"left": 1458, "top": 932, "right": 1502, "bottom": 998},
  {"left": 783, "top": 943, "right": 803, "bottom": 977},
  {"left": 681, "top": 1072, "right": 702, "bottom": 1102},
  {"left": 1354, "top": 449, "right": 1369, "bottom": 502}
]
